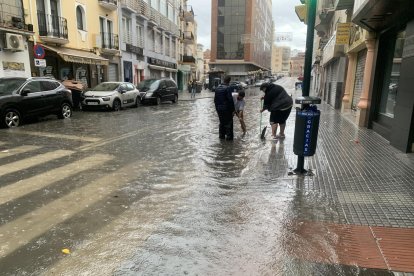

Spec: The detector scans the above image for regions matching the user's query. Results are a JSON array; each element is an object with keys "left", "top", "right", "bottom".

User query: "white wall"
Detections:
[{"left": 0, "top": 38, "right": 31, "bottom": 78}]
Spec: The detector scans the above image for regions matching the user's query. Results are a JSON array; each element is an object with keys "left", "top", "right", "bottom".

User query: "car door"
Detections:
[
  {"left": 125, "top": 83, "right": 136, "bottom": 106},
  {"left": 19, "top": 80, "right": 46, "bottom": 116},
  {"left": 167, "top": 80, "right": 176, "bottom": 100},
  {"left": 118, "top": 84, "right": 129, "bottom": 106},
  {"left": 158, "top": 80, "right": 168, "bottom": 101},
  {"left": 41, "top": 80, "right": 61, "bottom": 112}
]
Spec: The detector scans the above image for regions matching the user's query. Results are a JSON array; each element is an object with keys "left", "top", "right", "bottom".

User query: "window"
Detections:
[
  {"left": 379, "top": 29, "right": 406, "bottom": 118},
  {"left": 76, "top": 5, "right": 85, "bottom": 31},
  {"left": 23, "top": 81, "right": 42, "bottom": 93},
  {"left": 126, "top": 84, "right": 135, "bottom": 90},
  {"left": 41, "top": 81, "right": 59, "bottom": 91}
]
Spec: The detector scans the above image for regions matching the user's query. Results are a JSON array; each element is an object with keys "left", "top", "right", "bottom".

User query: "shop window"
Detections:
[{"left": 379, "top": 29, "right": 405, "bottom": 118}]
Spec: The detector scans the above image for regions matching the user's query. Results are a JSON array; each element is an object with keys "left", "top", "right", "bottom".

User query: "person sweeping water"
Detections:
[{"left": 259, "top": 82, "right": 293, "bottom": 140}]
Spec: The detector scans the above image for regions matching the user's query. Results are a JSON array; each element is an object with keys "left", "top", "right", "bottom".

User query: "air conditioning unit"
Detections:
[{"left": 5, "top": 33, "right": 25, "bottom": 51}]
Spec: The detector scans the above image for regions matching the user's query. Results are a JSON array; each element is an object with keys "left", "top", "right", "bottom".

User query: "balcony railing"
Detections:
[
  {"left": 37, "top": 12, "right": 68, "bottom": 40},
  {"left": 139, "top": 0, "right": 150, "bottom": 18},
  {"left": 98, "top": 0, "right": 118, "bottom": 11},
  {"left": 101, "top": 32, "right": 119, "bottom": 50},
  {"left": 121, "top": 0, "right": 138, "bottom": 12},
  {"left": 182, "top": 55, "right": 195, "bottom": 63}
]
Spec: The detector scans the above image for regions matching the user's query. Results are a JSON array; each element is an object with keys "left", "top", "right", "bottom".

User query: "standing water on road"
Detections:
[{"left": 0, "top": 78, "right": 392, "bottom": 275}]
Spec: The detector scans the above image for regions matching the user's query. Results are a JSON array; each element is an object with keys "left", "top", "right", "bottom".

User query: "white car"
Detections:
[{"left": 81, "top": 82, "right": 140, "bottom": 111}]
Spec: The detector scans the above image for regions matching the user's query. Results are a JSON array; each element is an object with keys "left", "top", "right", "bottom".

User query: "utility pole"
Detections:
[{"left": 301, "top": 0, "right": 317, "bottom": 97}]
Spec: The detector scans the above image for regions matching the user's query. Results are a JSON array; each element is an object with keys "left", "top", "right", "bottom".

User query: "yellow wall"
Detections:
[{"left": 23, "top": 0, "right": 119, "bottom": 51}]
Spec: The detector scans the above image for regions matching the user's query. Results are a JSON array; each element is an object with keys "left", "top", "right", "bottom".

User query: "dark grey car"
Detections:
[
  {"left": 0, "top": 77, "right": 73, "bottom": 128},
  {"left": 138, "top": 78, "right": 178, "bottom": 105}
]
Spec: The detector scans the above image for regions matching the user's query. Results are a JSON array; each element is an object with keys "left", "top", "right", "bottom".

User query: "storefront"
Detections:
[
  {"left": 38, "top": 44, "right": 108, "bottom": 88},
  {"left": 353, "top": 0, "right": 414, "bottom": 152},
  {"left": 122, "top": 44, "right": 145, "bottom": 85},
  {"left": 146, "top": 57, "right": 177, "bottom": 81}
]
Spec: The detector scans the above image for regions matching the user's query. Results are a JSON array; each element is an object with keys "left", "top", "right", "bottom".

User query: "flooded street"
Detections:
[{"left": 0, "top": 78, "right": 398, "bottom": 275}]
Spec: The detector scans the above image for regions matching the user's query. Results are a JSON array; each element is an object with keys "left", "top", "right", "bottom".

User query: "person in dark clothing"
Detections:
[
  {"left": 260, "top": 82, "right": 293, "bottom": 139},
  {"left": 214, "top": 76, "right": 235, "bottom": 140}
]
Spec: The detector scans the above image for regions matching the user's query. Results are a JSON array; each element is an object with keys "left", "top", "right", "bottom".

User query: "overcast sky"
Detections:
[{"left": 187, "top": 0, "right": 307, "bottom": 51}]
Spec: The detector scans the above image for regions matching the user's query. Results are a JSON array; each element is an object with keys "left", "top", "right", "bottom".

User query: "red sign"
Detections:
[{"left": 33, "top": 44, "right": 45, "bottom": 59}]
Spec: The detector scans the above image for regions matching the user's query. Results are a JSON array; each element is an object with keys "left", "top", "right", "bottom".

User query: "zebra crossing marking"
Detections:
[
  {"left": 0, "top": 153, "right": 113, "bottom": 205},
  {"left": 0, "top": 145, "right": 42, "bottom": 159},
  {"left": 0, "top": 150, "right": 73, "bottom": 177},
  {"left": 8, "top": 130, "right": 101, "bottom": 143}
]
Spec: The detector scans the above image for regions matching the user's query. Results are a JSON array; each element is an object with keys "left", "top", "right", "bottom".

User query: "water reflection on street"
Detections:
[{"left": 0, "top": 79, "right": 393, "bottom": 275}]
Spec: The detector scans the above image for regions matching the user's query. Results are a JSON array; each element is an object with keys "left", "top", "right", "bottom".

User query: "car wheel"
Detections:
[
  {"left": 3, "top": 108, "right": 21, "bottom": 128},
  {"left": 112, "top": 99, "right": 121, "bottom": 111},
  {"left": 155, "top": 96, "right": 161, "bottom": 105},
  {"left": 172, "top": 94, "right": 178, "bottom": 103},
  {"left": 58, "top": 103, "right": 72, "bottom": 119},
  {"left": 134, "top": 96, "right": 141, "bottom": 108}
]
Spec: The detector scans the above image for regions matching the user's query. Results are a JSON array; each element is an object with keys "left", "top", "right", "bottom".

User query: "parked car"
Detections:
[
  {"left": 230, "top": 81, "right": 245, "bottom": 92},
  {"left": 81, "top": 82, "right": 140, "bottom": 111},
  {"left": 254, "top": 80, "right": 264, "bottom": 87},
  {"left": 0, "top": 77, "right": 73, "bottom": 128},
  {"left": 138, "top": 78, "right": 178, "bottom": 105}
]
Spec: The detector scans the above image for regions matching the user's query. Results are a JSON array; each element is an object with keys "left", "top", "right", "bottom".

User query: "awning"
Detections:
[
  {"left": 42, "top": 44, "right": 108, "bottom": 66},
  {"left": 148, "top": 64, "right": 177, "bottom": 72}
]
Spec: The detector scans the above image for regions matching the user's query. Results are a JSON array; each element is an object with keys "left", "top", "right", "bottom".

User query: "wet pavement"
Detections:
[{"left": 0, "top": 78, "right": 413, "bottom": 275}]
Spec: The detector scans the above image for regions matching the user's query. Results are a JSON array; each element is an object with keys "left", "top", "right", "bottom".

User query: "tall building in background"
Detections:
[
  {"left": 210, "top": 0, "right": 273, "bottom": 81},
  {"left": 271, "top": 45, "right": 291, "bottom": 76}
]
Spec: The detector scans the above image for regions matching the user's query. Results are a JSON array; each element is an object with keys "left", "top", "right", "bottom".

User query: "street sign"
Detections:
[
  {"left": 34, "top": 59, "right": 46, "bottom": 67},
  {"left": 336, "top": 23, "right": 351, "bottom": 45},
  {"left": 33, "top": 44, "right": 45, "bottom": 59}
]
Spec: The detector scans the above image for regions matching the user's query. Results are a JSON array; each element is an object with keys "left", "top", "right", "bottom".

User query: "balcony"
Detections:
[
  {"left": 98, "top": 0, "right": 118, "bottom": 11},
  {"left": 0, "top": 1, "right": 32, "bottom": 33},
  {"left": 334, "top": 0, "right": 354, "bottom": 10},
  {"left": 96, "top": 32, "right": 119, "bottom": 54},
  {"left": 321, "top": 33, "right": 345, "bottom": 65},
  {"left": 37, "top": 12, "right": 68, "bottom": 44},
  {"left": 314, "top": 8, "right": 335, "bottom": 37},
  {"left": 182, "top": 55, "right": 195, "bottom": 63},
  {"left": 148, "top": 8, "right": 160, "bottom": 26},
  {"left": 137, "top": 0, "right": 150, "bottom": 19},
  {"left": 183, "top": 31, "right": 194, "bottom": 41},
  {"left": 121, "top": 0, "right": 138, "bottom": 12}
]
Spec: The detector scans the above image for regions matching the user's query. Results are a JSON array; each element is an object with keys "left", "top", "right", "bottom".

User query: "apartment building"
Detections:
[
  {"left": 119, "top": 0, "right": 180, "bottom": 85},
  {"left": 271, "top": 45, "right": 290, "bottom": 76},
  {"left": 0, "top": 0, "right": 33, "bottom": 78},
  {"left": 210, "top": 0, "right": 273, "bottom": 81},
  {"left": 22, "top": 0, "right": 121, "bottom": 87}
]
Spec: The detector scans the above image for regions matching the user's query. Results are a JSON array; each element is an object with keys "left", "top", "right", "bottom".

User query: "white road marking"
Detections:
[
  {"left": 0, "top": 145, "right": 42, "bottom": 158},
  {"left": 0, "top": 150, "right": 74, "bottom": 177},
  {"left": 9, "top": 131, "right": 101, "bottom": 143},
  {"left": 0, "top": 162, "right": 149, "bottom": 258},
  {"left": 0, "top": 154, "right": 113, "bottom": 205}
]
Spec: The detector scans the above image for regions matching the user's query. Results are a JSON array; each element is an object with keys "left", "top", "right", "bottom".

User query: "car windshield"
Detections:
[
  {"left": 137, "top": 80, "right": 159, "bottom": 92},
  {"left": 91, "top": 82, "right": 120, "bottom": 91},
  {"left": 0, "top": 78, "right": 26, "bottom": 96}
]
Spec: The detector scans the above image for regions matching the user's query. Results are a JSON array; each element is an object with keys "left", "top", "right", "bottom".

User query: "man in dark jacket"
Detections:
[
  {"left": 260, "top": 82, "right": 293, "bottom": 139},
  {"left": 214, "top": 76, "right": 235, "bottom": 140}
]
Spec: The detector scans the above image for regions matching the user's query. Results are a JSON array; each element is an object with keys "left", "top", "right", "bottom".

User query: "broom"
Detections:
[{"left": 260, "top": 99, "right": 267, "bottom": 139}]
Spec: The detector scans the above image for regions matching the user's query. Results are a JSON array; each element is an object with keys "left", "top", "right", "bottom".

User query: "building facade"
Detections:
[
  {"left": 196, "top": 43, "right": 204, "bottom": 81},
  {"left": 210, "top": 0, "right": 273, "bottom": 81},
  {"left": 0, "top": 0, "right": 33, "bottom": 78},
  {"left": 119, "top": 0, "right": 180, "bottom": 85},
  {"left": 22, "top": 0, "right": 121, "bottom": 88},
  {"left": 271, "top": 45, "right": 290, "bottom": 76},
  {"left": 290, "top": 52, "right": 305, "bottom": 78},
  {"left": 297, "top": 0, "right": 414, "bottom": 152}
]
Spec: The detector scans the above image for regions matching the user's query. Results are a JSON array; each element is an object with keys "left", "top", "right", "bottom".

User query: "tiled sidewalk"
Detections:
[{"left": 278, "top": 103, "right": 414, "bottom": 228}]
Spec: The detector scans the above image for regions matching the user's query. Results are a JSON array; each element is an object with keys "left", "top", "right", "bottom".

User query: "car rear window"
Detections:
[{"left": 41, "top": 81, "right": 60, "bottom": 91}]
